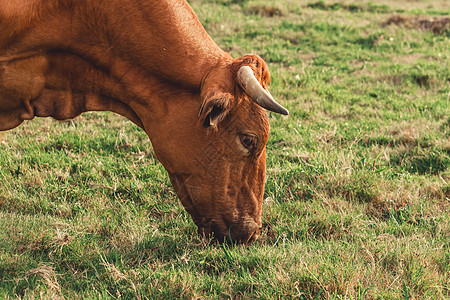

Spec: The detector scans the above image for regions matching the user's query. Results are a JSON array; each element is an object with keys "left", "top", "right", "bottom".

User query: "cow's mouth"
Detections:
[
  {"left": 169, "top": 174, "right": 261, "bottom": 244},
  {"left": 197, "top": 218, "right": 261, "bottom": 244}
]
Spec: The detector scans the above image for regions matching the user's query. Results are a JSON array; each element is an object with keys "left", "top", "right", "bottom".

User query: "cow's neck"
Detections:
[
  {"left": 1, "top": 0, "right": 229, "bottom": 90},
  {"left": 0, "top": 0, "right": 233, "bottom": 133}
]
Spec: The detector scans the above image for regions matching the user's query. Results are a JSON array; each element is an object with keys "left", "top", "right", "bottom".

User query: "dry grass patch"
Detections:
[
  {"left": 19, "top": 264, "right": 62, "bottom": 300},
  {"left": 100, "top": 255, "right": 141, "bottom": 299}
]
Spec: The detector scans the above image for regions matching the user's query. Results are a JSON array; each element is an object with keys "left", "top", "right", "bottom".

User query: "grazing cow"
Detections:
[{"left": 0, "top": 0, "right": 288, "bottom": 243}]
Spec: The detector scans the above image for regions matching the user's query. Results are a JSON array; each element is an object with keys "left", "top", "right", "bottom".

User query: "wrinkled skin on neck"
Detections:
[{"left": 0, "top": 0, "right": 273, "bottom": 243}]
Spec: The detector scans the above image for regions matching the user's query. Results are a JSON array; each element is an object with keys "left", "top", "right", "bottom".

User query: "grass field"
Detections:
[{"left": 1, "top": 0, "right": 449, "bottom": 298}]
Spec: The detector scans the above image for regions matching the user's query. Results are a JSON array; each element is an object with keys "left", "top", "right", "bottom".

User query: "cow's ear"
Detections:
[{"left": 198, "top": 92, "right": 233, "bottom": 127}]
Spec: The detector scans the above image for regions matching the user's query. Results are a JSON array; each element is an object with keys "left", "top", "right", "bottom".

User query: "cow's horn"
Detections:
[{"left": 237, "top": 66, "right": 289, "bottom": 115}]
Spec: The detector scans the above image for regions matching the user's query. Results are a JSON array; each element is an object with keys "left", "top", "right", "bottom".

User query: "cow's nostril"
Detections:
[
  {"left": 227, "top": 219, "right": 261, "bottom": 244},
  {"left": 245, "top": 226, "right": 261, "bottom": 244}
]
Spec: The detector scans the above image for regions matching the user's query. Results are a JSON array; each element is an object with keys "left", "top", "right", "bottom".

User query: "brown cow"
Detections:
[{"left": 0, "top": 0, "right": 288, "bottom": 243}]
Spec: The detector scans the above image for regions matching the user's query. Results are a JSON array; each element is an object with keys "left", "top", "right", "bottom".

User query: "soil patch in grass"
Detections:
[
  {"left": 245, "top": 5, "right": 284, "bottom": 17},
  {"left": 383, "top": 15, "right": 450, "bottom": 35},
  {"left": 307, "top": 1, "right": 390, "bottom": 13}
]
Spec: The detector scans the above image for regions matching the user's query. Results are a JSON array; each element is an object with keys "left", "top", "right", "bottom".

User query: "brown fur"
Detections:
[{"left": 0, "top": 0, "right": 275, "bottom": 243}]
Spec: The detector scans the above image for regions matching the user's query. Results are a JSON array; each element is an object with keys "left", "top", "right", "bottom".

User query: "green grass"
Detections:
[{"left": 1, "top": 0, "right": 449, "bottom": 298}]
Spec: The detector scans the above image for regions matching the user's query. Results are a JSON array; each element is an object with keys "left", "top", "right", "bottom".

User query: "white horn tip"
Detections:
[{"left": 237, "top": 66, "right": 289, "bottom": 116}]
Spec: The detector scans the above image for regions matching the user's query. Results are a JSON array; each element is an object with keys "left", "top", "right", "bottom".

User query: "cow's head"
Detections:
[{"left": 145, "top": 55, "right": 288, "bottom": 244}]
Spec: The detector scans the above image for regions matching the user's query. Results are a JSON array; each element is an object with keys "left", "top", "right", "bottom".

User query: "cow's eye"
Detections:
[{"left": 239, "top": 134, "right": 257, "bottom": 151}]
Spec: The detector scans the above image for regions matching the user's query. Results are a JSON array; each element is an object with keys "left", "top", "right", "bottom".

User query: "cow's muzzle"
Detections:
[{"left": 198, "top": 218, "right": 261, "bottom": 244}]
